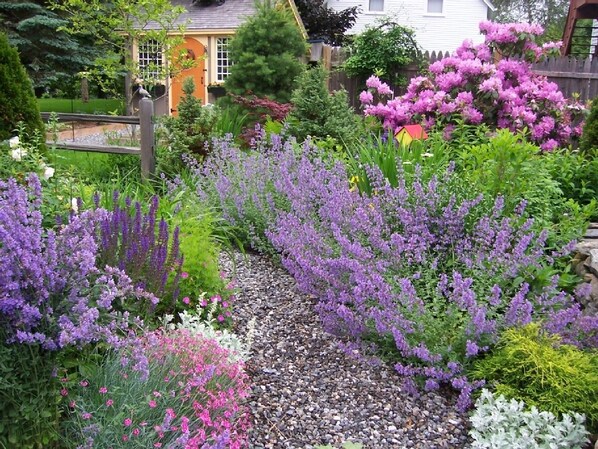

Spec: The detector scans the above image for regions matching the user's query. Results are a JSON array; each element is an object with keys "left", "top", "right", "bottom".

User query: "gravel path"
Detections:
[
  {"left": 54, "top": 126, "right": 137, "bottom": 146},
  {"left": 221, "top": 251, "right": 471, "bottom": 449}
]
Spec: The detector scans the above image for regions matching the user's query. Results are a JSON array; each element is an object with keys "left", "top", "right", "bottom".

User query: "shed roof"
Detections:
[{"left": 143, "top": 0, "right": 305, "bottom": 34}]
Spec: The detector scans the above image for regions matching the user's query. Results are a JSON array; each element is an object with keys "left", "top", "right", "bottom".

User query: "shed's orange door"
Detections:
[{"left": 171, "top": 37, "right": 206, "bottom": 115}]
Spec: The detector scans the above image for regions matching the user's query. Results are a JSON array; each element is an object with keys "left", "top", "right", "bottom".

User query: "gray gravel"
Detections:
[
  {"left": 221, "top": 251, "right": 471, "bottom": 449},
  {"left": 54, "top": 126, "right": 138, "bottom": 146}
]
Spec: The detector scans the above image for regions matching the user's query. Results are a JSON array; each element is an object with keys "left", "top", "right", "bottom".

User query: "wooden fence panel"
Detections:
[{"left": 41, "top": 102, "right": 155, "bottom": 180}]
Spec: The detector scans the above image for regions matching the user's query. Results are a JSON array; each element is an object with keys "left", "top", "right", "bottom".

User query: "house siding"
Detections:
[{"left": 326, "top": 0, "right": 489, "bottom": 52}]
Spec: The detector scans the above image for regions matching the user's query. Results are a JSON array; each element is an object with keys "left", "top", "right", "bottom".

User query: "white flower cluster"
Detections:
[
  {"left": 162, "top": 293, "right": 255, "bottom": 363},
  {"left": 6, "top": 136, "right": 55, "bottom": 180},
  {"left": 9, "top": 136, "right": 26, "bottom": 161},
  {"left": 470, "top": 389, "right": 589, "bottom": 449}
]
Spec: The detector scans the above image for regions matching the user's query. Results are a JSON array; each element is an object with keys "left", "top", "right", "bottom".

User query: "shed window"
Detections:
[
  {"left": 138, "top": 39, "right": 163, "bottom": 79},
  {"left": 369, "top": 0, "right": 384, "bottom": 11},
  {"left": 216, "top": 37, "right": 232, "bottom": 81},
  {"left": 427, "top": 0, "right": 443, "bottom": 13}
]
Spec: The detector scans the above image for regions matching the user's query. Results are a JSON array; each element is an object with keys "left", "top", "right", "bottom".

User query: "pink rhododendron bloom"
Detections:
[
  {"left": 359, "top": 91, "right": 373, "bottom": 104},
  {"left": 366, "top": 75, "right": 381, "bottom": 89},
  {"left": 358, "top": 20, "right": 586, "bottom": 149}
]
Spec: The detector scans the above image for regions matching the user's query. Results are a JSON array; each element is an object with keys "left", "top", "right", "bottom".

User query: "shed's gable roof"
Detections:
[{"left": 143, "top": 0, "right": 305, "bottom": 33}]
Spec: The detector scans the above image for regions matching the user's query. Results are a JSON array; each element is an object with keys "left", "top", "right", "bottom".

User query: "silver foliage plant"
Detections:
[
  {"left": 162, "top": 292, "right": 255, "bottom": 363},
  {"left": 469, "top": 389, "right": 589, "bottom": 449}
]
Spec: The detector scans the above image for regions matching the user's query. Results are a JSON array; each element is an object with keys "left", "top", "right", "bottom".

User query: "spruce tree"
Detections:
[
  {"left": 287, "top": 64, "right": 358, "bottom": 143},
  {"left": 225, "top": 0, "right": 307, "bottom": 103},
  {"left": 0, "top": 32, "right": 45, "bottom": 143}
]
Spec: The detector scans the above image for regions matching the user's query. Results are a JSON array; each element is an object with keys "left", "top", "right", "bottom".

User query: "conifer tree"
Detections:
[
  {"left": 225, "top": 0, "right": 307, "bottom": 103},
  {"left": 0, "top": 33, "right": 45, "bottom": 143}
]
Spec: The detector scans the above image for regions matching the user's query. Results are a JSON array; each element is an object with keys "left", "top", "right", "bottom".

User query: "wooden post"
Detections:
[{"left": 139, "top": 97, "right": 155, "bottom": 180}]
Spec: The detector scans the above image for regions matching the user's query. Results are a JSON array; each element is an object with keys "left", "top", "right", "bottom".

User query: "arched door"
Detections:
[{"left": 170, "top": 37, "right": 206, "bottom": 116}]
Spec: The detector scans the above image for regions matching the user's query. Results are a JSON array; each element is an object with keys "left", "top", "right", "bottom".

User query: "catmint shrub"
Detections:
[
  {"left": 192, "top": 132, "right": 597, "bottom": 409},
  {"left": 62, "top": 329, "right": 251, "bottom": 449},
  {"left": 0, "top": 175, "right": 157, "bottom": 350},
  {"left": 191, "top": 132, "right": 293, "bottom": 253},
  {"left": 261, "top": 138, "right": 595, "bottom": 409}
]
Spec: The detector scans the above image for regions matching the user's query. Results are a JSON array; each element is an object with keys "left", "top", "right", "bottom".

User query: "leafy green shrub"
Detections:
[
  {"left": 545, "top": 147, "right": 598, "bottom": 220},
  {"left": 177, "top": 212, "right": 225, "bottom": 301},
  {"left": 580, "top": 97, "right": 598, "bottom": 152},
  {"left": 287, "top": 64, "right": 359, "bottom": 145},
  {"left": 457, "top": 130, "right": 595, "bottom": 249},
  {"left": 458, "top": 130, "right": 561, "bottom": 222},
  {"left": 469, "top": 323, "right": 598, "bottom": 432},
  {"left": 0, "top": 32, "right": 45, "bottom": 146},
  {"left": 224, "top": 0, "right": 307, "bottom": 103},
  {"left": 344, "top": 20, "right": 420, "bottom": 87},
  {"left": 470, "top": 389, "right": 589, "bottom": 449},
  {"left": 0, "top": 336, "right": 61, "bottom": 449}
]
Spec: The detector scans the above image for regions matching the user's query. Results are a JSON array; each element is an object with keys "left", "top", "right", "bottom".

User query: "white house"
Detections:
[{"left": 325, "top": 0, "right": 496, "bottom": 52}]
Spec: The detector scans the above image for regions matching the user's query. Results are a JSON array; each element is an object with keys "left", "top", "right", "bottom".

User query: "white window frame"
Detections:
[
  {"left": 138, "top": 39, "right": 163, "bottom": 81},
  {"left": 368, "top": 0, "right": 384, "bottom": 13},
  {"left": 216, "top": 37, "right": 232, "bottom": 82},
  {"left": 426, "top": 0, "right": 444, "bottom": 15}
]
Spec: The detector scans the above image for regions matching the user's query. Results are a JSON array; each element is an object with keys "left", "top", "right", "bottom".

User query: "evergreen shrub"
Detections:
[
  {"left": 287, "top": 64, "right": 359, "bottom": 145},
  {"left": 161, "top": 77, "right": 218, "bottom": 168},
  {"left": 225, "top": 0, "right": 307, "bottom": 103},
  {"left": 469, "top": 323, "right": 598, "bottom": 432},
  {"left": 0, "top": 33, "right": 45, "bottom": 145}
]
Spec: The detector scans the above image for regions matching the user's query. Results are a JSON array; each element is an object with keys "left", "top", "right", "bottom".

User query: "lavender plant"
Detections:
[
  {"left": 193, "top": 133, "right": 597, "bottom": 409},
  {"left": 0, "top": 175, "right": 157, "bottom": 350}
]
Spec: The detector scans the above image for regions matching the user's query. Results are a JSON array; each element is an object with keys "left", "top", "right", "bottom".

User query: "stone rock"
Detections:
[
  {"left": 585, "top": 228, "right": 598, "bottom": 239},
  {"left": 585, "top": 249, "right": 598, "bottom": 278},
  {"left": 590, "top": 276, "right": 598, "bottom": 303},
  {"left": 574, "top": 240, "right": 598, "bottom": 257}
]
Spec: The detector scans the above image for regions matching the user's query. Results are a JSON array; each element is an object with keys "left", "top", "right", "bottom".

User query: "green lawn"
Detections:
[{"left": 38, "top": 98, "right": 125, "bottom": 114}]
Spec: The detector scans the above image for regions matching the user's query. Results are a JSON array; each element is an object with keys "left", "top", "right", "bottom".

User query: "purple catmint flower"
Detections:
[
  {"left": 0, "top": 176, "right": 155, "bottom": 352},
  {"left": 191, "top": 132, "right": 596, "bottom": 411}
]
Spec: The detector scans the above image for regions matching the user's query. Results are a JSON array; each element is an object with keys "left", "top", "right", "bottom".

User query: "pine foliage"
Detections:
[
  {"left": 225, "top": 0, "right": 307, "bottom": 103},
  {"left": 287, "top": 64, "right": 358, "bottom": 143}
]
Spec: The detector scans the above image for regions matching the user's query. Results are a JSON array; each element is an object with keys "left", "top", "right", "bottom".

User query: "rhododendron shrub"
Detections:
[
  {"left": 360, "top": 21, "right": 586, "bottom": 150},
  {"left": 0, "top": 175, "right": 156, "bottom": 350},
  {"left": 194, "top": 134, "right": 597, "bottom": 409},
  {"left": 63, "top": 329, "right": 251, "bottom": 449}
]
